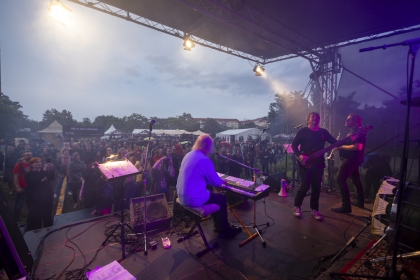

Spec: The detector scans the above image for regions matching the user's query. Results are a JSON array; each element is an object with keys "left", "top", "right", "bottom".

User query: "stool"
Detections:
[{"left": 176, "top": 198, "right": 220, "bottom": 257}]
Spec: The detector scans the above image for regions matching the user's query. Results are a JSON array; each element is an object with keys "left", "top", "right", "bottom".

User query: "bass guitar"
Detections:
[{"left": 297, "top": 125, "right": 373, "bottom": 169}]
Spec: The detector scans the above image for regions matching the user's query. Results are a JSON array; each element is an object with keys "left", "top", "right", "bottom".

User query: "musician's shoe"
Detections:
[
  {"left": 311, "top": 210, "right": 323, "bottom": 221},
  {"left": 331, "top": 206, "right": 352, "bottom": 214},
  {"left": 218, "top": 225, "right": 242, "bottom": 238},
  {"left": 351, "top": 199, "right": 364, "bottom": 209},
  {"left": 162, "top": 237, "right": 171, "bottom": 249},
  {"left": 293, "top": 206, "right": 302, "bottom": 217}
]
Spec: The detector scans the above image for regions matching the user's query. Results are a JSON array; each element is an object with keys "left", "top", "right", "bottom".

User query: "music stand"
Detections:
[{"left": 95, "top": 160, "right": 140, "bottom": 260}]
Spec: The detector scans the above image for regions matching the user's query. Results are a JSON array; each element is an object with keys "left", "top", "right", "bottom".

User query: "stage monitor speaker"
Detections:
[
  {"left": 0, "top": 190, "right": 33, "bottom": 279},
  {"left": 130, "top": 194, "right": 172, "bottom": 233},
  {"left": 266, "top": 172, "right": 286, "bottom": 192}
]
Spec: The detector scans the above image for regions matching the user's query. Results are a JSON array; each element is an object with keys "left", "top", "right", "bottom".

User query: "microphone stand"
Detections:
[
  {"left": 141, "top": 121, "right": 154, "bottom": 256},
  {"left": 329, "top": 37, "right": 419, "bottom": 280},
  {"left": 244, "top": 129, "right": 267, "bottom": 182},
  {"left": 284, "top": 126, "right": 301, "bottom": 190}
]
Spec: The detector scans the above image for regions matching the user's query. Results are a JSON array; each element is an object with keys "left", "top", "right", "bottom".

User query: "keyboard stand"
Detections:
[
  {"left": 226, "top": 199, "right": 267, "bottom": 248},
  {"left": 239, "top": 200, "right": 267, "bottom": 247}
]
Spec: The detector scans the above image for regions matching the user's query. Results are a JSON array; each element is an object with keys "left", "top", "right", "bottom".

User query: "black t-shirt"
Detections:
[
  {"left": 339, "top": 127, "right": 366, "bottom": 164},
  {"left": 291, "top": 127, "right": 337, "bottom": 166}
]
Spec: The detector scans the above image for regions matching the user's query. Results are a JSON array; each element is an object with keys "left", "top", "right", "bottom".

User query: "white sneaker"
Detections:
[
  {"left": 162, "top": 237, "right": 171, "bottom": 249},
  {"left": 293, "top": 206, "right": 302, "bottom": 217},
  {"left": 311, "top": 210, "right": 323, "bottom": 221},
  {"left": 67, "top": 191, "right": 73, "bottom": 196}
]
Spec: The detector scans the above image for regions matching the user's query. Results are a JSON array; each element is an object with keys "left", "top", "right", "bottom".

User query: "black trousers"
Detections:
[
  {"left": 294, "top": 164, "right": 323, "bottom": 211},
  {"left": 204, "top": 192, "right": 230, "bottom": 231},
  {"left": 336, "top": 158, "right": 364, "bottom": 208},
  {"left": 26, "top": 200, "right": 53, "bottom": 231}
]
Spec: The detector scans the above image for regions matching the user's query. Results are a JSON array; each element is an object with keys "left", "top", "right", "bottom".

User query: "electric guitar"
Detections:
[{"left": 297, "top": 125, "right": 374, "bottom": 169}]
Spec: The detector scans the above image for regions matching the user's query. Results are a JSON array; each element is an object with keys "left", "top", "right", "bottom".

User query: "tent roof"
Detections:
[
  {"left": 217, "top": 128, "right": 259, "bottom": 135},
  {"left": 98, "top": 0, "right": 420, "bottom": 62},
  {"left": 104, "top": 125, "right": 124, "bottom": 135},
  {"left": 37, "top": 120, "right": 62, "bottom": 134}
]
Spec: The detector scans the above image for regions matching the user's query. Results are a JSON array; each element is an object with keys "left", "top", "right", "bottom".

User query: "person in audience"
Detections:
[
  {"left": 54, "top": 148, "right": 71, "bottom": 199},
  {"left": 67, "top": 152, "right": 86, "bottom": 208},
  {"left": 24, "top": 157, "right": 54, "bottom": 231}
]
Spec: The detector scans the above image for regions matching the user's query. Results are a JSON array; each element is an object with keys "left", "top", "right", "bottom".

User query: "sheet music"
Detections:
[
  {"left": 97, "top": 161, "right": 139, "bottom": 180},
  {"left": 86, "top": 260, "right": 135, "bottom": 280}
]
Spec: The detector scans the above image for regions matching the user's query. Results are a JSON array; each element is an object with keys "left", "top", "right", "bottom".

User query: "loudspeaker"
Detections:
[
  {"left": 130, "top": 194, "right": 172, "bottom": 233},
  {"left": 0, "top": 191, "right": 33, "bottom": 279},
  {"left": 265, "top": 172, "right": 286, "bottom": 192}
]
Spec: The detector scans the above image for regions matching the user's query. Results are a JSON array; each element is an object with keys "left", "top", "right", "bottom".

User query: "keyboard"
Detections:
[{"left": 216, "top": 173, "right": 270, "bottom": 201}]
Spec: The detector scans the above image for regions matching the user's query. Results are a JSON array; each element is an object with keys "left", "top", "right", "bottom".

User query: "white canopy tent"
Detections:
[
  {"left": 104, "top": 125, "right": 123, "bottom": 135},
  {"left": 216, "top": 128, "right": 265, "bottom": 142},
  {"left": 132, "top": 129, "right": 202, "bottom": 135},
  {"left": 132, "top": 128, "right": 149, "bottom": 135}
]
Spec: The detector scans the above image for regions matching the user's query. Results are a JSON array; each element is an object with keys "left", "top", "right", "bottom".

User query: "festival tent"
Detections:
[
  {"left": 37, "top": 120, "right": 63, "bottom": 147},
  {"left": 191, "top": 130, "right": 206, "bottom": 136},
  {"left": 132, "top": 129, "right": 149, "bottom": 135},
  {"left": 216, "top": 128, "right": 264, "bottom": 142},
  {"left": 104, "top": 125, "right": 124, "bottom": 135}
]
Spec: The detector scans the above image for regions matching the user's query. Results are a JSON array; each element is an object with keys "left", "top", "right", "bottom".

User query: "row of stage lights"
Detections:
[{"left": 47, "top": 0, "right": 265, "bottom": 76}]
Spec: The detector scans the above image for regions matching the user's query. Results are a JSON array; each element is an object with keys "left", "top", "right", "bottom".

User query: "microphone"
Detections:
[
  {"left": 294, "top": 124, "right": 303, "bottom": 129},
  {"left": 149, "top": 119, "right": 156, "bottom": 131},
  {"left": 262, "top": 128, "right": 269, "bottom": 132}
]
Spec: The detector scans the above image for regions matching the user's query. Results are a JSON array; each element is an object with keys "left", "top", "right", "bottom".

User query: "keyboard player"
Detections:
[{"left": 176, "top": 134, "right": 242, "bottom": 238}]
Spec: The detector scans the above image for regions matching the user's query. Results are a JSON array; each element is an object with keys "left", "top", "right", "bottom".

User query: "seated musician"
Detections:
[{"left": 176, "top": 134, "right": 242, "bottom": 238}]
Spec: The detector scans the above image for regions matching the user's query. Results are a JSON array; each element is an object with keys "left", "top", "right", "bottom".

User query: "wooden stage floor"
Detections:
[{"left": 24, "top": 189, "right": 374, "bottom": 280}]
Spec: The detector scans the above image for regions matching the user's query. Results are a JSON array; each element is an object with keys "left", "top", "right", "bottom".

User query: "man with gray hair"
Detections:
[{"left": 176, "top": 134, "right": 241, "bottom": 238}]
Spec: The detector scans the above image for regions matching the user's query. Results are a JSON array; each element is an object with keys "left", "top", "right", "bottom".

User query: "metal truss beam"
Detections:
[
  {"left": 66, "top": 0, "right": 298, "bottom": 64},
  {"left": 177, "top": 0, "right": 327, "bottom": 64}
]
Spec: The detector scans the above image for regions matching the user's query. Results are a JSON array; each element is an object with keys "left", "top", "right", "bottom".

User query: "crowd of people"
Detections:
[{"left": 0, "top": 121, "right": 393, "bottom": 231}]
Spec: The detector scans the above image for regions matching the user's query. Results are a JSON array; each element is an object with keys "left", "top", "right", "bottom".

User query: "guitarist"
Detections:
[
  {"left": 291, "top": 112, "right": 337, "bottom": 220},
  {"left": 331, "top": 114, "right": 365, "bottom": 214}
]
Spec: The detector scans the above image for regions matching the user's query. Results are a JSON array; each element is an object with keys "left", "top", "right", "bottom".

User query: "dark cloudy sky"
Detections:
[{"left": 0, "top": 1, "right": 312, "bottom": 122}]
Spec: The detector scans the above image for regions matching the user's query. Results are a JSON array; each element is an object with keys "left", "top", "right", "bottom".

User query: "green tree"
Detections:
[
  {"left": 0, "top": 93, "right": 27, "bottom": 138},
  {"left": 201, "top": 118, "right": 228, "bottom": 137},
  {"left": 41, "top": 108, "right": 76, "bottom": 128},
  {"left": 267, "top": 91, "right": 311, "bottom": 136}
]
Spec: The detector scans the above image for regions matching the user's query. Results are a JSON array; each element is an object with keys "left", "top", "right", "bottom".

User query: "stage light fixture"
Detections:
[
  {"left": 183, "top": 36, "right": 195, "bottom": 51},
  {"left": 48, "top": 0, "right": 73, "bottom": 26},
  {"left": 253, "top": 65, "right": 265, "bottom": 76}
]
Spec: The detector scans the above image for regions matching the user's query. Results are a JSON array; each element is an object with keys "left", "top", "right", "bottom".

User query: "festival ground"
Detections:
[{"left": 21, "top": 187, "right": 402, "bottom": 280}]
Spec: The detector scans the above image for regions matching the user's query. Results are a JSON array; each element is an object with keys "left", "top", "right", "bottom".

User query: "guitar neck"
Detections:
[{"left": 311, "top": 135, "right": 352, "bottom": 159}]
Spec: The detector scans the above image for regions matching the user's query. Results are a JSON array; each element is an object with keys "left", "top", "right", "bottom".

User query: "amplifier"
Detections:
[{"left": 129, "top": 194, "right": 172, "bottom": 233}]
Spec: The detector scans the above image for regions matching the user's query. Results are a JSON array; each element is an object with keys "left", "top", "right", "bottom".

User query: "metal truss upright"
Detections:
[{"left": 308, "top": 49, "right": 341, "bottom": 132}]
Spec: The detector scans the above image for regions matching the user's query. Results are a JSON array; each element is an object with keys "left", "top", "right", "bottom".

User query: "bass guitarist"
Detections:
[
  {"left": 331, "top": 114, "right": 365, "bottom": 214},
  {"left": 291, "top": 112, "right": 337, "bottom": 220}
]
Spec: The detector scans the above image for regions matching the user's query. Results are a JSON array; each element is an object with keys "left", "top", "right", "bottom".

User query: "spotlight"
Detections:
[
  {"left": 253, "top": 65, "right": 265, "bottom": 76},
  {"left": 48, "top": 0, "right": 72, "bottom": 26},
  {"left": 183, "top": 36, "right": 195, "bottom": 51}
]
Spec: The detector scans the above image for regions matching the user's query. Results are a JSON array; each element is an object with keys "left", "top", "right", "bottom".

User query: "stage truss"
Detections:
[{"left": 66, "top": 0, "right": 419, "bottom": 129}]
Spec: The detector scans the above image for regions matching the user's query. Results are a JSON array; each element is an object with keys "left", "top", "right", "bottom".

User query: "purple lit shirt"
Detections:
[{"left": 176, "top": 150, "right": 224, "bottom": 207}]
